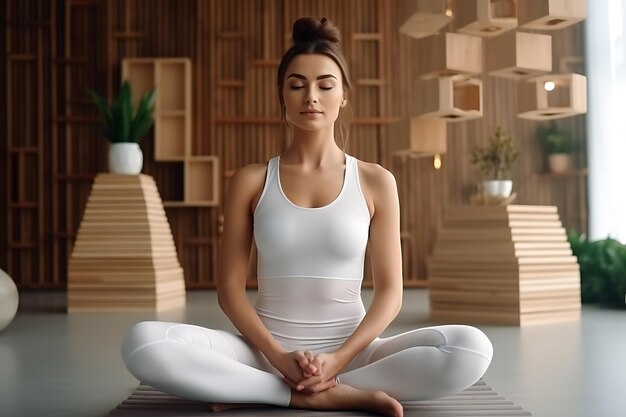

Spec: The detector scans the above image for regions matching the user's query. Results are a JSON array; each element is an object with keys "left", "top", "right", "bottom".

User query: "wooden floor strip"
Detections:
[{"left": 107, "top": 380, "right": 532, "bottom": 416}]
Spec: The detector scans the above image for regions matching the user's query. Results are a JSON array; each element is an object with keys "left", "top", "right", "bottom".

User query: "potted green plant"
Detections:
[
  {"left": 537, "top": 122, "right": 574, "bottom": 173},
  {"left": 87, "top": 80, "right": 156, "bottom": 174},
  {"left": 568, "top": 231, "right": 626, "bottom": 309},
  {"left": 470, "top": 126, "right": 520, "bottom": 199}
]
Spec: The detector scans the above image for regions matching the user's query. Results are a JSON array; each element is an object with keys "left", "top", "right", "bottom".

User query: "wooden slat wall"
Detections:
[{"left": 1, "top": 0, "right": 586, "bottom": 289}]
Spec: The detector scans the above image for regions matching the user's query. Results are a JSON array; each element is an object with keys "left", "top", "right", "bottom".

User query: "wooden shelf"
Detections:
[
  {"left": 413, "top": 76, "right": 483, "bottom": 122},
  {"left": 157, "top": 114, "right": 186, "bottom": 160},
  {"left": 534, "top": 169, "right": 588, "bottom": 179},
  {"left": 388, "top": 117, "right": 447, "bottom": 157},
  {"left": 518, "top": 73, "right": 587, "bottom": 120},
  {"left": 486, "top": 31, "right": 552, "bottom": 80},
  {"left": 185, "top": 156, "right": 219, "bottom": 206},
  {"left": 518, "top": 0, "right": 586, "bottom": 31},
  {"left": 123, "top": 58, "right": 219, "bottom": 207},
  {"left": 455, "top": 0, "right": 518, "bottom": 38},
  {"left": 398, "top": 0, "right": 451, "bottom": 40},
  {"left": 122, "top": 58, "right": 191, "bottom": 161},
  {"left": 414, "top": 32, "right": 483, "bottom": 79},
  {"left": 158, "top": 62, "right": 188, "bottom": 112}
]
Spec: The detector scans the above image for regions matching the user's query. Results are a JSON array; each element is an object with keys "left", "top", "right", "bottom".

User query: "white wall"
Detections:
[{"left": 586, "top": 0, "right": 626, "bottom": 243}]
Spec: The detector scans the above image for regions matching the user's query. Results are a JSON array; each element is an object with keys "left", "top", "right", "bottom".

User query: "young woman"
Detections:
[{"left": 121, "top": 17, "right": 493, "bottom": 417}]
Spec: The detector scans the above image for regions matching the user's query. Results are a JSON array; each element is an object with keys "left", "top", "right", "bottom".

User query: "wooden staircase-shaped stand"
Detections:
[
  {"left": 67, "top": 174, "right": 186, "bottom": 311},
  {"left": 428, "top": 205, "right": 581, "bottom": 325}
]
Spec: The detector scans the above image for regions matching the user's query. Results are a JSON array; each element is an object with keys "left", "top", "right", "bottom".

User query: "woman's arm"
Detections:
[
  {"left": 299, "top": 164, "right": 404, "bottom": 390},
  {"left": 217, "top": 165, "right": 312, "bottom": 383}
]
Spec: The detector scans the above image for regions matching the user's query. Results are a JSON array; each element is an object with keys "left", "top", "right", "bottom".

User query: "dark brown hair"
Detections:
[{"left": 277, "top": 17, "right": 353, "bottom": 152}]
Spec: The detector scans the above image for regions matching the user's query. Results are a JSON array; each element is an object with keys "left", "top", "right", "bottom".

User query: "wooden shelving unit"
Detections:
[{"left": 122, "top": 58, "right": 219, "bottom": 206}]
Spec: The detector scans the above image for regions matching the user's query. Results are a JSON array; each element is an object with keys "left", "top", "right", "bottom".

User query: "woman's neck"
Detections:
[{"left": 283, "top": 127, "right": 344, "bottom": 167}]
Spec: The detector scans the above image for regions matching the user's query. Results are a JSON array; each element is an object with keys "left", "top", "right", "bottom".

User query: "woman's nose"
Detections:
[{"left": 305, "top": 89, "right": 318, "bottom": 104}]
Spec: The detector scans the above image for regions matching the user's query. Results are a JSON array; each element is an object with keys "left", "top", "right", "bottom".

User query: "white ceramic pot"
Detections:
[
  {"left": 0, "top": 269, "right": 19, "bottom": 332},
  {"left": 109, "top": 142, "right": 143, "bottom": 175},
  {"left": 483, "top": 180, "right": 513, "bottom": 199},
  {"left": 548, "top": 153, "right": 573, "bottom": 173}
]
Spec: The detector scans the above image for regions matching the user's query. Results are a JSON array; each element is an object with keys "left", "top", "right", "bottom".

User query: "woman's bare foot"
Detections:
[{"left": 290, "top": 383, "right": 403, "bottom": 417}]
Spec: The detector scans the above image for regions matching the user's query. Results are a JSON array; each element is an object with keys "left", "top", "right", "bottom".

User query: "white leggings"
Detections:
[{"left": 121, "top": 321, "right": 493, "bottom": 406}]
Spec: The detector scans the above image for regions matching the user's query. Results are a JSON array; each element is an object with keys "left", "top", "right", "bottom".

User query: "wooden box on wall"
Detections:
[
  {"left": 413, "top": 76, "right": 483, "bottom": 122},
  {"left": 413, "top": 32, "right": 483, "bottom": 79},
  {"left": 518, "top": 73, "right": 587, "bottom": 120},
  {"left": 485, "top": 31, "right": 552, "bottom": 79},
  {"left": 399, "top": 0, "right": 452, "bottom": 39},
  {"left": 518, "top": 0, "right": 586, "bottom": 30},
  {"left": 388, "top": 118, "right": 447, "bottom": 157},
  {"left": 454, "top": 0, "right": 519, "bottom": 37}
]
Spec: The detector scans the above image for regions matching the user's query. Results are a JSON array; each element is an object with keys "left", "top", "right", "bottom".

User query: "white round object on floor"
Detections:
[{"left": 0, "top": 269, "right": 19, "bottom": 331}]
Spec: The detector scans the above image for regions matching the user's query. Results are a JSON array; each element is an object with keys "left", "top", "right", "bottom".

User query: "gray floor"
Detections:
[{"left": 0, "top": 288, "right": 624, "bottom": 417}]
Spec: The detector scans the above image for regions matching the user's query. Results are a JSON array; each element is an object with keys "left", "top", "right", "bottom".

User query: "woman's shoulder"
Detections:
[
  {"left": 229, "top": 160, "right": 270, "bottom": 191},
  {"left": 353, "top": 157, "right": 398, "bottom": 218},
  {"left": 354, "top": 157, "right": 397, "bottom": 192},
  {"left": 228, "top": 159, "right": 273, "bottom": 213}
]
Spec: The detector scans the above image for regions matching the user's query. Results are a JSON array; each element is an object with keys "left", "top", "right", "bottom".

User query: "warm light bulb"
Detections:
[
  {"left": 445, "top": 7, "right": 453, "bottom": 17},
  {"left": 544, "top": 81, "right": 556, "bottom": 91},
  {"left": 433, "top": 154, "right": 442, "bottom": 170}
]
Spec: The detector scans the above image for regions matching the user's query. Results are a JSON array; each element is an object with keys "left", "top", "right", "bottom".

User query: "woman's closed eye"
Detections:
[{"left": 289, "top": 84, "right": 334, "bottom": 90}]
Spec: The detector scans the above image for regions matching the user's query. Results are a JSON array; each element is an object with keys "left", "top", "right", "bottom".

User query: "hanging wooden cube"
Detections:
[
  {"left": 518, "top": 0, "right": 586, "bottom": 30},
  {"left": 486, "top": 31, "right": 552, "bottom": 79},
  {"left": 388, "top": 118, "right": 447, "bottom": 157},
  {"left": 414, "top": 32, "right": 483, "bottom": 79},
  {"left": 413, "top": 76, "right": 483, "bottom": 122},
  {"left": 455, "top": 0, "right": 518, "bottom": 38},
  {"left": 518, "top": 73, "right": 586, "bottom": 120},
  {"left": 399, "top": 0, "right": 452, "bottom": 39}
]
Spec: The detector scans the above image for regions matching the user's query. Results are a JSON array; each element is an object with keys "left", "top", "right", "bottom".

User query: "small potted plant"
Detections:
[
  {"left": 87, "top": 80, "right": 155, "bottom": 174},
  {"left": 537, "top": 122, "right": 574, "bottom": 173},
  {"left": 470, "top": 126, "right": 520, "bottom": 199}
]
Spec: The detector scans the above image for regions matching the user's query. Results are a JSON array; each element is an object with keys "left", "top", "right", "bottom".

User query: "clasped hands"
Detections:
[{"left": 276, "top": 351, "right": 343, "bottom": 395}]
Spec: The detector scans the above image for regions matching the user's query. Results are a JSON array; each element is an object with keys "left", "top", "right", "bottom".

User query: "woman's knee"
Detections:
[
  {"left": 437, "top": 325, "right": 493, "bottom": 362},
  {"left": 121, "top": 321, "right": 169, "bottom": 364}
]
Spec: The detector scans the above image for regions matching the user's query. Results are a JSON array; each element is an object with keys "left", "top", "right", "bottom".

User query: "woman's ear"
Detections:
[{"left": 341, "top": 97, "right": 348, "bottom": 107}]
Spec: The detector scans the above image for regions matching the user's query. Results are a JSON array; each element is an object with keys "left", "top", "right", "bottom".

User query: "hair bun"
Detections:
[{"left": 292, "top": 17, "right": 341, "bottom": 45}]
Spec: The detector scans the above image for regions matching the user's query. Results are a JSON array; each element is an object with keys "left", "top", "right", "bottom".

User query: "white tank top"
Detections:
[{"left": 253, "top": 153, "right": 371, "bottom": 352}]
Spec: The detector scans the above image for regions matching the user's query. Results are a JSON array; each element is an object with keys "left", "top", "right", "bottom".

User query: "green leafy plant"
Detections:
[
  {"left": 568, "top": 231, "right": 626, "bottom": 308},
  {"left": 537, "top": 122, "right": 574, "bottom": 154},
  {"left": 470, "top": 126, "right": 520, "bottom": 180},
  {"left": 87, "top": 80, "right": 156, "bottom": 143}
]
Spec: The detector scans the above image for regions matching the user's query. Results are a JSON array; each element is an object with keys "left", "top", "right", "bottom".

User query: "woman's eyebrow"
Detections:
[{"left": 287, "top": 73, "right": 338, "bottom": 80}]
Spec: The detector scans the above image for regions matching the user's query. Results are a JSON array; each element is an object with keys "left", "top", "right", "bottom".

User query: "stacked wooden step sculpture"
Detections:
[
  {"left": 67, "top": 174, "right": 186, "bottom": 312},
  {"left": 428, "top": 205, "right": 581, "bottom": 325}
]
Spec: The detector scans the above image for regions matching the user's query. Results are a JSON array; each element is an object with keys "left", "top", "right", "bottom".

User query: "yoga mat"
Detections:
[{"left": 107, "top": 380, "right": 532, "bottom": 416}]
